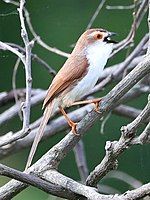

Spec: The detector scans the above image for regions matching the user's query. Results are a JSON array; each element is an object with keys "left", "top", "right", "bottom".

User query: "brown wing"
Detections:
[{"left": 43, "top": 54, "right": 88, "bottom": 109}]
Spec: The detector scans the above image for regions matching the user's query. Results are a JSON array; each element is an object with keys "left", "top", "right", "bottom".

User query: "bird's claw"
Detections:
[
  {"left": 93, "top": 101, "right": 101, "bottom": 113},
  {"left": 69, "top": 121, "right": 79, "bottom": 135}
]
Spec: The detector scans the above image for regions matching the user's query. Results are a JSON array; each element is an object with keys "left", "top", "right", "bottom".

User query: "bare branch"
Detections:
[
  {"left": 0, "top": 41, "right": 25, "bottom": 64},
  {"left": 120, "top": 182, "right": 150, "bottom": 200},
  {"left": 111, "top": 0, "right": 148, "bottom": 57},
  {"left": 86, "top": 95, "right": 150, "bottom": 187},
  {"left": 43, "top": 171, "right": 150, "bottom": 200},
  {"left": 113, "top": 104, "right": 149, "bottom": 123},
  {"left": 7, "top": 43, "right": 56, "bottom": 76},
  {"left": 0, "top": 83, "right": 148, "bottom": 155},
  {"left": 121, "top": 94, "right": 150, "bottom": 136},
  {"left": 73, "top": 140, "right": 89, "bottom": 182},
  {"left": 0, "top": 164, "right": 78, "bottom": 200},
  {"left": 17, "top": 0, "right": 32, "bottom": 132},
  {"left": 105, "top": 170, "right": 142, "bottom": 189},
  {"left": 0, "top": 85, "right": 145, "bottom": 158},
  {"left": 0, "top": 91, "right": 46, "bottom": 125},
  {"left": 23, "top": 5, "right": 69, "bottom": 57},
  {"left": 12, "top": 58, "right": 23, "bottom": 120},
  {"left": 0, "top": 88, "right": 41, "bottom": 106},
  {"left": 147, "top": 0, "right": 150, "bottom": 55},
  {"left": 112, "top": 34, "right": 148, "bottom": 78},
  {"left": 24, "top": 10, "right": 70, "bottom": 57},
  {"left": 106, "top": 4, "right": 135, "bottom": 10},
  {"left": 132, "top": 122, "right": 150, "bottom": 145},
  {"left": 2, "top": 0, "right": 70, "bottom": 58}
]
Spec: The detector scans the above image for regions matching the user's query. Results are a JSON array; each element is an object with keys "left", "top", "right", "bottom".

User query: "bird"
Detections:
[{"left": 25, "top": 28, "right": 117, "bottom": 170}]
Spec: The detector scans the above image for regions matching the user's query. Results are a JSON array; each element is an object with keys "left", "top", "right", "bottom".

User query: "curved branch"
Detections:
[{"left": 86, "top": 95, "right": 150, "bottom": 187}]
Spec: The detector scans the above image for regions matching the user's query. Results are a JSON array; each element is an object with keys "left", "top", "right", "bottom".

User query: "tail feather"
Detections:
[{"left": 25, "top": 102, "right": 54, "bottom": 171}]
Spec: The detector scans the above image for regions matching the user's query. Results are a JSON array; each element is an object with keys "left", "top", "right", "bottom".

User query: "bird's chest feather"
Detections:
[{"left": 71, "top": 42, "right": 112, "bottom": 96}]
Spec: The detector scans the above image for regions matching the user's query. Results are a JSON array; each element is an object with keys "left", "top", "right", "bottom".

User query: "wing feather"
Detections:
[{"left": 43, "top": 54, "right": 88, "bottom": 109}]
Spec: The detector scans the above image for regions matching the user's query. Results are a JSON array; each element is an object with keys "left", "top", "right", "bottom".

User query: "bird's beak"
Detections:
[
  {"left": 104, "top": 32, "right": 118, "bottom": 44},
  {"left": 108, "top": 32, "right": 117, "bottom": 37}
]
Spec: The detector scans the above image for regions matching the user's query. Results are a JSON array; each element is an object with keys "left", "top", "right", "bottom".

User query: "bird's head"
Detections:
[
  {"left": 86, "top": 28, "right": 117, "bottom": 44},
  {"left": 74, "top": 28, "right": 117, "bottom": 58}
]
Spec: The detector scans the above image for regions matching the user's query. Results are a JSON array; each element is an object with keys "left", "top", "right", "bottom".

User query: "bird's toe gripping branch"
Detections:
[
  {"left": 59, "top": 106, "right": 79, "bottom": 135},
  {"left": 59, "top": 98, "right": 102, "bottom": 135}
]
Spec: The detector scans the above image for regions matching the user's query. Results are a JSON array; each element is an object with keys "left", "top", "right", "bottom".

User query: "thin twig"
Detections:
[
  {"left": 105, "top": 170, "right": 142, "bottom": 189},
  {"left": 6, "top": 42, "right": 56, "bottom": 76},
  {"left": 113, "top": 104, "right": 149, "bottom": 123},
  {"left": 0, "top": 41, "right": 25, "bottom": 64},
  {"left": 111, "top": 0, "right": 148, "bottom": 57},
  {"left": 112, "top": 34, "right": 149, "bottom": 77},
  {"left": 0, "top": 91, "right": 46, "bottom": 125},
  {"left": 2, "top": 0, "right": 70, "bottom": 58},
  {"left": 0, "top": 88, "right": 41, "bottom": 106},
  {"left": 18, "top": 0, "right": 32, "bottom": 132},
  {"left": 106, "top": 4, "right": 135, "bottom": 10},
  {"left": 86, "top": 0, "right": 106, "bottom": 30},
  {"left": 24, "top": 6, "right": 69, "bottom": 58},
  {"left": 12, "top": 58, "right": 23, "bottom": 120},
  {"left": 121, "top": 94, "right": 150, "bottom": 136},
  {"left": 132, "top": 122, "right": 150, "bottom": 144}
]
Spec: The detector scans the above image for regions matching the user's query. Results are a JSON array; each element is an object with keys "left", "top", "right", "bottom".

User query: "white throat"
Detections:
[{"left": 86, "top": 41, "right": 113, "bottom": 72}]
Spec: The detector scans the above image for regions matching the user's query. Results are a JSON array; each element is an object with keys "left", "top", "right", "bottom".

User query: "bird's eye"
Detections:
[{"left": 96, "top": 34, "right": 102, "bottom": 39}]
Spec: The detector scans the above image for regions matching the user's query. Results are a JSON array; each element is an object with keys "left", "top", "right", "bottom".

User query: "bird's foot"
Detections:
[
  {"left": 68, "top": 120, "right": 79, "bottom": 135},
  {"left": 59, "top": 106, "right": 79, "bottom": 135},
  {"left": 92, "top": 98, "right": 102, "bottom": 113},
  {"left": 71, "top": 97, "right": 102, "bottom": 113}
]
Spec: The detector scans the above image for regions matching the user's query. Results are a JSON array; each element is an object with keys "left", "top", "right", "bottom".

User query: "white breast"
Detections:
[{"left": 62, "top": 41, "right": 113, "bottom": 107}]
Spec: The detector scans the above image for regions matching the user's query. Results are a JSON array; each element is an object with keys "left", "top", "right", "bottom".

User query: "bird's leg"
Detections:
[
  {"left": 59, "top": 106, "right": 78, "bottom": 135},
  {"left": 71, "top": 98, "right": 102, "bottom": 113}
]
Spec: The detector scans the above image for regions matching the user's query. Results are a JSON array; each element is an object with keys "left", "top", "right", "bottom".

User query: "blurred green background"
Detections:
[{"left": 0, "top": 0, "right": 149, "bottom": 199}]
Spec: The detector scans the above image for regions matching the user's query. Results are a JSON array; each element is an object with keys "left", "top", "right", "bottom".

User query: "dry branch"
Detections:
[
  {"left": 6, "top": 42, "right": 56, "bottom": 75},
  {"left": 113, "top": 104, "right": 149, "bottom": 123},
  {"left": 111, "top": 0, "right": 148, "bottom": 57},
  {"left": 0, "top": 163, "right": 149, "bottom": 200},
  {"left": 73, "top": 140, "right": 89, "bottom": 182},
  {"left": 18, "top": 0, "right": 32, "bottom": 132},
  {"left": 86, "top": 95, "right": 150, "bottom": 187},
  {"left": 0, "top": 41, "right": 25, "bottom": 64},
  {"left": 86, "top": 0, "right": 106, "bottom": 29}
]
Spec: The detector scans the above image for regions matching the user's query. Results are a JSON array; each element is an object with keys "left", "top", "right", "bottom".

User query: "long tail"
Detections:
[{"left": 25, "top": 102, "right": 54, "bottom": 171}]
